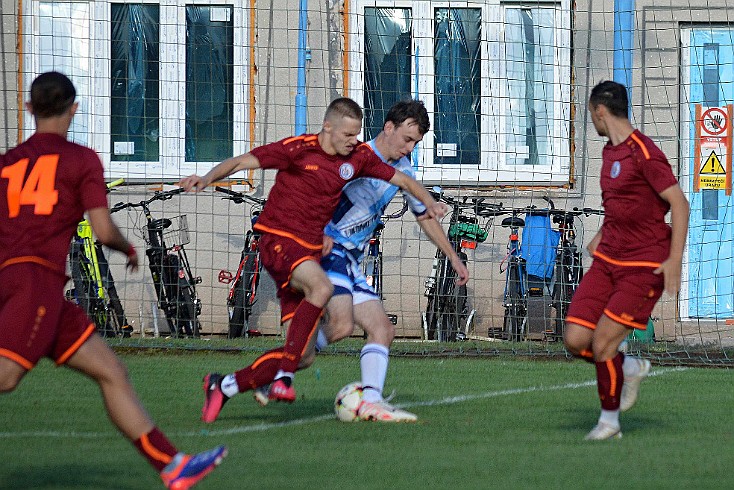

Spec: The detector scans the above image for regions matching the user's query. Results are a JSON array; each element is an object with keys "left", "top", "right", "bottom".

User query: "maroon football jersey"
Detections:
[
  {"left": 596, "top": 130, "right": 679, "bottom": 263},
  {"left": 0, "top": 133, "right": 108, "bottom": 271},
  {"left": 250, "top": 134, "right": 396, "bottom": 247}
]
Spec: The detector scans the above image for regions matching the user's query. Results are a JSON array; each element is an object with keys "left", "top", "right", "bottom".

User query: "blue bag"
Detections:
[{"left": 519, "top": 214, "right": 561, "bottom": 279}]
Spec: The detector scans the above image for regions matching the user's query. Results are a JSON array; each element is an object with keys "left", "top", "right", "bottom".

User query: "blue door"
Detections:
[{"left": 685, "top": 29, "right": 734, "bottom": 318}]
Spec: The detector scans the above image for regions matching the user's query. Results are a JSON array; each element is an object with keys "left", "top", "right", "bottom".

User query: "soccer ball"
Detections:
[{"left": 334, "top": 382, "right": 363, "bottom": 422}]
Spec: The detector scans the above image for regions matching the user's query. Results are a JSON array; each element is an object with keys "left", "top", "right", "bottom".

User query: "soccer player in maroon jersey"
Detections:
[
  {"left": 563, "top": 81, "right": 689, "bottom": 440},
  {"left": 0, "top": 72, "right": 227, "bottom": 489},
  {"left": 179, "top": 97, "right": 446, "bottom": 423}
]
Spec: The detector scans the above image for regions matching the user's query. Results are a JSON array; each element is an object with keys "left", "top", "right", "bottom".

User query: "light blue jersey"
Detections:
[{"left": 324, "top": 140, "right": 426, "bottom": 262}]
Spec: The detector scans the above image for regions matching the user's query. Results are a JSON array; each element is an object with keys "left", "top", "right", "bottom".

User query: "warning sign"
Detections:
[
  {"left": 700, "top": 151, "right": 725, "bottom": 174},
  {"left": 702, "top": 107, "right": 728, "bottom": 137},
  {"left": 695, "top": 104, "right": 733, "bottom": 194},
  {"left": 698, "top": 148, "right": 727, "bottom": 190}
]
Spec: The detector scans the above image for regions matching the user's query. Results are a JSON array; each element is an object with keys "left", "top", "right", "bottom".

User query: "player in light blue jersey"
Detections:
[{"left": 254, "top": 100, "right": 468, "bottom": 421}]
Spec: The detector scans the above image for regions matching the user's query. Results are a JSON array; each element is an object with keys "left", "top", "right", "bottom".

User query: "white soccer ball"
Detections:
[{"left": 334, "top": 382, "right": 363, "bottom": 422}]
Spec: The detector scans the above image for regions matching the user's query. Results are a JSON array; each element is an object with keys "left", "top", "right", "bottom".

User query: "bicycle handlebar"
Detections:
[
  {"left": 383, "top": 199, "right": 409, "bottom": 220},
  {"left": 430, "top": 188, "right": 505, "bottom": 217},
  {"left": 110, "top": 187, "right": 186, "bottom": 213},
  {"left": 214, "top": 186, "right": 266, "bottom": 207},
  {"left": 573, "top": 207, "right": 605, "bottom": 216}
]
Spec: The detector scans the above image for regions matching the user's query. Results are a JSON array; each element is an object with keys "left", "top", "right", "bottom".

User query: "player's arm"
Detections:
[
  {"left": 180, "top": 153, "right": 262, "bottom": 191},
  {"left": 87, "top": 207, "right": 138, "bottom": 271},
  {"left": 654, "top": 184, "right": 689, "bottom": 294},
  {"left": 416, "top": 215, "right": 469, "bottom": 286},
  {"left": 389, "top": 171, "right": 447, "bottom": 220}
]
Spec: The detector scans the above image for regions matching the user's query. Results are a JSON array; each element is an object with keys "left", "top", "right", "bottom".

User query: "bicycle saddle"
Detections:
[
  {"left": 149, "top": 218, "right": 173, "bottom": 231},
  {"left": 501, "top": 216, "right": 525, "bottom": 228}
]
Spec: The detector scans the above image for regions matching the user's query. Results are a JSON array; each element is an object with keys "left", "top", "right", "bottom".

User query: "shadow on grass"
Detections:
[
  {"left": 556, "top": 407, "right": 664, "bottom": 437},
  {"left": 1, "top": 463, "right": 140, "bottom": 490}
]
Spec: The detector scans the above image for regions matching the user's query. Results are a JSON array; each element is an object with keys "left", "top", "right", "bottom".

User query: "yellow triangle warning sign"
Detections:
[{"left": 701, "top": 151, "right": 726, "bottom": 174}]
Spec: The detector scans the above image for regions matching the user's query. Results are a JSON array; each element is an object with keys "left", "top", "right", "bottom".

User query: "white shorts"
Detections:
[{"left": 320, "top": 244, "right": 380, "bottom": 306}]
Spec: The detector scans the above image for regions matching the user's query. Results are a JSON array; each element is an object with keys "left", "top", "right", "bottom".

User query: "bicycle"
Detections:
[
  {"left": 66, "top": 178, "right": 131, "bottom": 338},
  {"left": 215, "top": 186, "right": 266, "bottom": 339},
  {"left": 362, "top": 199, "right": 409, "bottom": 326},
  {"left": 547, "top": 204, "right": 604, "bottom": 340},
  {"left": 422, "top": 189, "right": 503, "bottom": 342},
  {"left": 498, "top": 198, "right": 561, "bottom": 342},
  {"left": 499, "top": 207, "right": 529, "bottom": 342},
  {"left": 111, "top": 188, "right": 202, "bottom": 338}
]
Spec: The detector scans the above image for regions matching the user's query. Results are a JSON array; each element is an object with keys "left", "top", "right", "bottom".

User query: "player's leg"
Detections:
[
  {"left": 267, "top": 259, "right": 332, "bottom": 400},
  {"left": 606, "top": 268, "right": 660, "bottom": 413},
  {"left": 0, "top": 356, "right": 28, "bottom": 392},
  {"left": 321, "top": 294, "right": 358, "bottom": 344},
  {"left": 583, "top": 314, "right": 629, "bottom": 440},
  {"left": 63, "top": 316, "right": 227, "bottom": 487},
  {"left": 350, "top": 297, "right": 416, "bottom": 422},
  {"left": 563, "top": 260, "right": 610, "bottom": 363}
]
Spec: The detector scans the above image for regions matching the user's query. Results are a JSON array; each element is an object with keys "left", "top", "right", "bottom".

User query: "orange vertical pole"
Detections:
[
  {"left": 342, "top": 0, "right": 350, "bottom": 96},
  {"left": 693, "top": 104, "right": 703, "bottom": 192},
  {"left": 17, "top": 0, "right": 24, "bottom": 144},
  {"left": 727, "top": 104, "right": 733, "bottom": 196},
  {"left": 247, "top": 0, "right": 257, "bottom": 188}
]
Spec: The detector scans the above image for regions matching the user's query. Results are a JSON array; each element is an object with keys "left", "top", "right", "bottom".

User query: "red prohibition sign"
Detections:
[{"left": 702, "top": 107, "right": 727, "bottom": 136}]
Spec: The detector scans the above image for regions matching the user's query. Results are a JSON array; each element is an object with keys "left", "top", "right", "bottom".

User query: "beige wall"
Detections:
[{"left": 1, "top": 1, "right": 729, "bottom": 340}]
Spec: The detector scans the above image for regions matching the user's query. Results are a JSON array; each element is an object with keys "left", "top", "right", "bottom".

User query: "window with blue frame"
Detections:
[
  {"left": 363, "top": 7, "right": 412, "bottom": 141},
  {"left": 111, "top": 4, "right": 160, "bottom": 162},
  {"left": 504, "top": 7, "right": 557, "bottom": 167},
  {"left": 354, "top": 0, "right": 571, "bottom": 184},
  {"left": 185, "top": 6, "right": 234, "bottom": 162},
  {"left": 433, "top": 7, "right": 481, "bottom": 166},
  {"left": 28, "top": 1, "right": 247, "bottom": 178},
  {"left": 38, "top": 2, "right": 92, "bottom": 146}
]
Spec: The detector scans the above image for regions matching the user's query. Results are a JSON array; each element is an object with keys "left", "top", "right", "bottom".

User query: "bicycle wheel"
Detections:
[
  {"left": 503, "top": 263, "right": 526, "bottom": 342},
  {"left": 551, "top": 261, "right": 566, "bottom": 339},
  {"left": 436, "top": 257, "right": 460, "bottom": 342},
  {"left": 97, "top": 246, "right": 131, "bottom": 337},
  {"left": 176, "top": 285, "right": 201, "bottom": 338},
  {"left": 161, "top": 254, "right": 200, "bottom": 338},
  {"left": 425, "top": 287, "right": 440, "bottom": 341},
  {"left": 228, "top": 278, "right": 247, "bottom": 338},
  {"left": 69, "top": 242, "right": 94, "bottom": 314},
  {"left": 243, "top": 250, "right": 262, "bottom": 335}
]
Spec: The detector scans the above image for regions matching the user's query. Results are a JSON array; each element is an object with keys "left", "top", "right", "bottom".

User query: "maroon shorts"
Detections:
[
  {"left": 565, "top": 256, "right": 663, "bottom": 330},
  {"left": 0, "top": 263, "right": 95, "bottom": 369},
  {"left": 257, "top": 232, "right": 321, "bottom": 323}
]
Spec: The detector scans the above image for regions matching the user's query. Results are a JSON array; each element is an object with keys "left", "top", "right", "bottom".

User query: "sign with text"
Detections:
[{"left": 695, "top": 105, "right": 733, "bottom": 194}]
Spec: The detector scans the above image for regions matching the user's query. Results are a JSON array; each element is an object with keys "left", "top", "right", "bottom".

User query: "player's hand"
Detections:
[
  {"left": 179, "top": 174, "right": 207, "bottom": 192},
  {"left": 450, "top": 254, "right": 470, "bottom": 286},
  {"left": 425, "top": 201, "right": 448, "bottom": 220},
  {"left": 653, "top": 257, "right": 682, "bottom": 295},
  {"left": 126, "top": 244, "right": 139, "bottom": 272},
  {"left": 322, "top": 235, "right": 334, "bottom": 257}
]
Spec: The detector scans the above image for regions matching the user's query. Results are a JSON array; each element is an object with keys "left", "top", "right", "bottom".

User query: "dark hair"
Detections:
[
  {"left": 589, "top": 80, "right": 628, "bottom": 118},
  {"left": 385, "top": 99, "right": 430, "bottom": 135},
  {"left": 325, "top": 97, "right": 363, "bottom": 121},
  {"left": 30, "top": 72, "right": 77, "bottom": 118}
]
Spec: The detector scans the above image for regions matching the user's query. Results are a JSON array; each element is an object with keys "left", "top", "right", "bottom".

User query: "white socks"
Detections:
[
  {"left": 360, "top": 343, "right": 389, "bottom": 403},
  {"left": 599, "top": 409, "right": 620, "bottom": 428},
  {"left": 315, "top": 328, "right": 329, "bottom": 352}
]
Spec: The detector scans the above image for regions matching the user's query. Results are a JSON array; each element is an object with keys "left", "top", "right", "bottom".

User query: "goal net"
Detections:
[{"left": 1, "top": 1, "right": 732, "bottom": 366}]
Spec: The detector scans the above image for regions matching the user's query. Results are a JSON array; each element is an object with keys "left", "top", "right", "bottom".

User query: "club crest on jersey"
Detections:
[
  {"left": 611, "top": 161, "right": 621, "bottom": 178},
  {"left": 339, "top": 163, "right": 355, "bottom": 180}
]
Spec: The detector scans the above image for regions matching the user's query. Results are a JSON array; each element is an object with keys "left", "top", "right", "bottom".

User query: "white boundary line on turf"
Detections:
[{"left": 0, "top": 367, "right": 687, "bottom": 439}]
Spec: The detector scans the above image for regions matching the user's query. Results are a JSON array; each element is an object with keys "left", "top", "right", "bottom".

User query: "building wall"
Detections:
[{"left": 1, "top": 0, "right": 727, "bottom": 338}]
